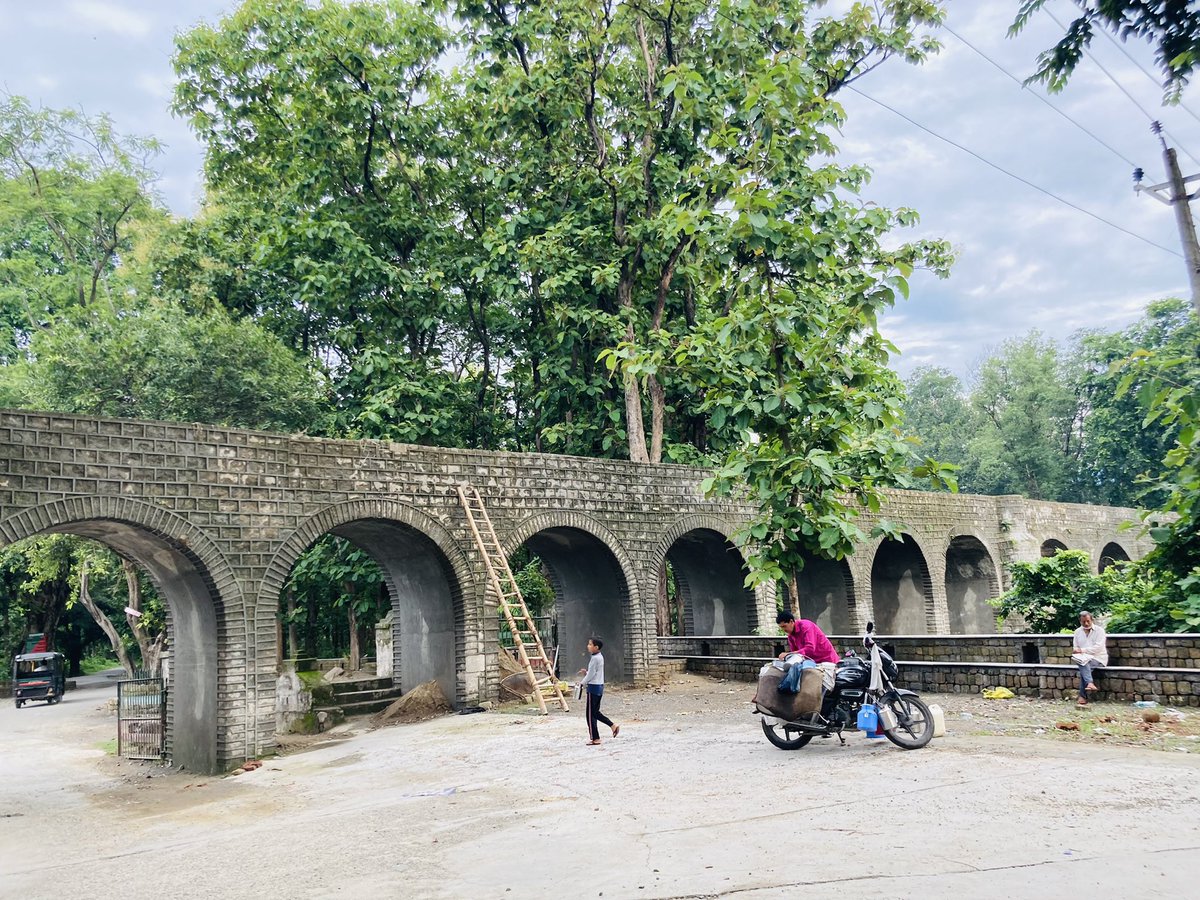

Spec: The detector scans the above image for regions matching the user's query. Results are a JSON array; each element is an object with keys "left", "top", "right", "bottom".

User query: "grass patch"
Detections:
[
  {"left": 81, "top": 653, "right": 121, "bottom": 675},
  {"left": 95, "top": 739, "right": 117, "bottom": 755}
]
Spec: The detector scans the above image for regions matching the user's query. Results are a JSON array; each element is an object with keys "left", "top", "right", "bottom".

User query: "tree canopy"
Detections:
[{"left": 1012, "top": 1, "right": 1200, "bottom": 103}]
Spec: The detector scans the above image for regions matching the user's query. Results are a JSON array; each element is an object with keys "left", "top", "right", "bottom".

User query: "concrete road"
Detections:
[{"left": 1, "top": 676, "right": 1198, "bottom": 899}]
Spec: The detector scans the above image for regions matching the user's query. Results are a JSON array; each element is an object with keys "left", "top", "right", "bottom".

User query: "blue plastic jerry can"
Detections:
[{"left": 857, "top": 704, "right": 879, "bottom": 734}]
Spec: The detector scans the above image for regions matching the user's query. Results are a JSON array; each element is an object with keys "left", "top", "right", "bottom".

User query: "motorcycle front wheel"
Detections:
[
  {"left": 880, "top": 693, "right": 933, "bottom": 750},
  {"left": 760, "top": 717, "right": 814, "bottom": 750}
]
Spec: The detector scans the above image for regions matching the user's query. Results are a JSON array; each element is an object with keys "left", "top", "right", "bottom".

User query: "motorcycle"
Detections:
[{"left": 755, "top": 622, "right": 934, "bottom": 751}]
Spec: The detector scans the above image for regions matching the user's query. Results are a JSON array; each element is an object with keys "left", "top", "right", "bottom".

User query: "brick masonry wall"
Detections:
[
  {"left": 0, "top": 410, "right": 1156, "bottom": 768},
  {"left": 659, "top": 635, "right": 1200, "bottom": 668},
  {"left": 663, "top": 635, "right": 1200, "bottom": 706}
]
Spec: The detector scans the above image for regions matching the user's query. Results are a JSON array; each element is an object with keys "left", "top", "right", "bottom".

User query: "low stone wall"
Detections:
[
  {"left": 669, "top": 655, "right": 1200, "bottom": 706},
  {"left": 659, "top": 634, "right": 1200, "bottom": 668}
]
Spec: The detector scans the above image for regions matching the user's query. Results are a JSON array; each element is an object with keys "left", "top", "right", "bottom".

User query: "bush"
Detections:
[{"left": 993, "top": 550, "right": 1133, "bottom": 633}]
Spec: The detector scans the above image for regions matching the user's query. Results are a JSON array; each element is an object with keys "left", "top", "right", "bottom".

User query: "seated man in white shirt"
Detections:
[{"left": 1072, "top": 610, "right": 1108, "bottom": 706}]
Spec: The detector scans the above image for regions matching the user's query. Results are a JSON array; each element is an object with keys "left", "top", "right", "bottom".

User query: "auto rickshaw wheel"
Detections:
[{"left": 15, "top": 699, "right": 23, "bottom": 708}]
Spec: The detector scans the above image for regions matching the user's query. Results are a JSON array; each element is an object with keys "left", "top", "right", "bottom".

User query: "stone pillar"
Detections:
[{"left": 375, "top": 610, "right": 395, "bottom": 679}]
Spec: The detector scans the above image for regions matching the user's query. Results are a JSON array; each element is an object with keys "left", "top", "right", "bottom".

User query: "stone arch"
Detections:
[
  {"left": 944, "top": 533, "right": 1000, "bottom": 634},
  {"left": 1098, "top": 541, "right": 1131, "bottom": 573},
  {"left": 504, "top": 511, "right": 638, "bottom": 682},
  {"left": 792, "top": 549, "right": 856, "bottom": 636},
  {"left": 869, "top": 532, "right": 935, "bottom": 634},
  {"left": 260, "top": 500, "right": 473, "bottom": 706},
  {"left": 0, "top": 496, "right": 242, "bottom": 774},
  {"left": 653, "top": 515, "right": 756, "bottom": 636},
  {"left": 1041, "top": 538, "right": 1069, "bottom": 557}
]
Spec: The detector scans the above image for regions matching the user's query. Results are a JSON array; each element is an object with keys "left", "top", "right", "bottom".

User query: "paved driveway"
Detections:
[{"left": 1, "top": 675, "right": 1197, "bottom": 899}]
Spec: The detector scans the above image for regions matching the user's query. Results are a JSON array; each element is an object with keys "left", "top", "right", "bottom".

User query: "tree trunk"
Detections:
[
  {"left": 345, "top": 585, "right": 361, "bottom": 672},
  {"left": 123, "top": 559, "right": 164, "bottom": 677},
  {"left": 648, "top": 374, "right": 665, "bottom": 464},
  {"left": 786, "top": 574, "right": 800, "bottom": 617},
  {"left": 655, "top": 563, "right": 670, "bottom": 636},
  {"left": 78, "top": 561, "right": 136, "bottom": 678}
]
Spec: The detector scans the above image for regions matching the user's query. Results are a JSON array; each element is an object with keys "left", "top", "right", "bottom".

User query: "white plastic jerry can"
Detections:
[{"left": 928, "top": 703, "right": 946, "bottom": 738}]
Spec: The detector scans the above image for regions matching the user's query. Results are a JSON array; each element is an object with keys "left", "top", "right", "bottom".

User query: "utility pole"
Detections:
[{"left": 1134, "top": 122, "right": 1200, "bottom": 317}]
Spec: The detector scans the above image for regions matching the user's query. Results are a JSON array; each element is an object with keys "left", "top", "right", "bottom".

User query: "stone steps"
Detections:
[
  {"left": 329, "top": 677, "right": 394, "bottom": 695},
  {"left": 314, "top": 677, "right": 405, "bottom": 719},
  {"left": 318, "top": 697, "right": 401, "bottom": 718}
]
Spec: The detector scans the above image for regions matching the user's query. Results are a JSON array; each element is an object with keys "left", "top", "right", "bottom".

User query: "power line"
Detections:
[
  {"left": 1043, "top": 8, "right": 1200, "bottom": 169},
  {"left": 709, "top": 6, "right": 1182, "bottom": 259},
  {"left": 943, "top": 23, "right": 1137, "bottom": 169},
  {"left": 1087, "top": 12, "right": 1200, "bottom": 128},
  {"left": 846, "top": 85, "right": 1182, "bottom": 259}
]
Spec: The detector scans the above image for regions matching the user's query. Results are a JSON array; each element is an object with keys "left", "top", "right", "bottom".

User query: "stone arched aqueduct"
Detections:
[{"left": 0, "top": 411, "right": 1151, "bottom": 772}]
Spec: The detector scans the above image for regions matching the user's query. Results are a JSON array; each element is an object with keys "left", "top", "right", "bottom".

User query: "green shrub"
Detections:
[{"left": 993, "top": 550, "right": 1134, "bottom": 633}]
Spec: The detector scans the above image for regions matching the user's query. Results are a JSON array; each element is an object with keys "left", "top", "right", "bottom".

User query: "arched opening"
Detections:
[
  {"left": 299, "top": 519, "right": 462, "bottom": 704},
  {"left": 1, "top": 519, "right": 223, "bottom": 774},
  {"left": 518, "top": 527, "right": 631, "bottom": 683},
  {"left": 1098, "top": 542, "right": 1131, "bottom": 572},
  {"left": 278, "top": 534, "right": 390, "bottom": 693},
  {"left": 664, "top": 529, "right": 755, "bottom": 636},
  {"left": 870, "top": 535, "right": 933, "bottom": 635},
  {"left": 1041, "top": 539, "right": 1069, "bottom": 557},
  {"left": 793, "top": 551, "right": 854, "bottom": 635},
  {"left": 945, "top": 535, "right": 999, "bottom": 634}
]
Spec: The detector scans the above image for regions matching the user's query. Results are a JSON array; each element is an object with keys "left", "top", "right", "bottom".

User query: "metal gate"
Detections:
[{"left": 117, "top": 677, "right": 165, "bottom": 760}]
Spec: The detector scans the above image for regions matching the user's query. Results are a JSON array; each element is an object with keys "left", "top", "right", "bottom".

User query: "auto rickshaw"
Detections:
[{"left": 13, "top": 651, "right": 66, "bottom": 708}]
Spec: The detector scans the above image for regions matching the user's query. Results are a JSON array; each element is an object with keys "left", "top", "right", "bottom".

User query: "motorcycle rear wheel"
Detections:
[
  {"left": 881, "top": 693, "right": 933, "bottom": 750},
  {"left": 761, "top": 717, "right": 814, "bottom": 750}
]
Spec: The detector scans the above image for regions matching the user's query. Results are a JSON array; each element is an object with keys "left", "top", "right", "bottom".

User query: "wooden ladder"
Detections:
[{"left": 456, "top": 484, "right": 569, "bottom": 713}]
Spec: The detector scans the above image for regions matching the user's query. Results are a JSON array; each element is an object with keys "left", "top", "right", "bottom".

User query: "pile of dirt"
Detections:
[{"left": 373, "top": 681, "right": 453, "bottom": 725}]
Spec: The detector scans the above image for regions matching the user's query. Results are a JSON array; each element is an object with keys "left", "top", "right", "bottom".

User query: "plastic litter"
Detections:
[
  {"left": 982, "top": 687, "right": 1015, "bottom": 700},
  {"left": 1132, "top": 700, "right": 1160, "bottom": 708}
]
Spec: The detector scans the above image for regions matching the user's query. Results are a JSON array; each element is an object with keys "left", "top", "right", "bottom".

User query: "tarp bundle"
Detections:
[{"left": 753, "top": 665, "right": 823, "bottom": 720}]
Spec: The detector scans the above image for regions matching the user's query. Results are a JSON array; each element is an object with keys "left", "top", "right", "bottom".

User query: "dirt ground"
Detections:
[{"left": 2, "top": 673, "right": 1198, "bottom": 899}]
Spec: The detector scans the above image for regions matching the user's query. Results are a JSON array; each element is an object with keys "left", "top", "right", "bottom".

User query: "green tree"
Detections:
[
  {"left": 172, "top": 0, "right": 948, "bottom": 466},
  {"left": 1011, "top": 1, "right": 1200, "bottom": 103},
  {"left": 1073, "top": 298, "right": 1198, "bottom": 507},
  {"left": 0, "top": 299, "right": 330, "bottom": 433},
  {"left": 993, "top": 550, "right": 1126, "bottom": 633},
  {"left": 173, "top": 0, "right": 500, "bottom": 447},
  {"left": 464, "top": 0, "right": 946, "bottom": 463},
  {"left": 967, "top": 332, "right": 1083, "bottom": 500},
  {"left": 901, "top": 366, "right": 976, "bottom": 488},
  {"left": 284, "top": 536, "right": 386, "bottom": 669},
  {"left": 0, "top": 96, "right": 164, "bottom": 360},
  {"left": 1112, "top": 326, "right": 1200, "bottom": 631},
  {"left": 0, "top": 536, "right": 166, "bottom": 677}
]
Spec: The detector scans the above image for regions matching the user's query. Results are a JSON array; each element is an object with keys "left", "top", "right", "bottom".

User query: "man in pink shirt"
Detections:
[{"left": 776, "top": 611, "right": 840, "bottom": 664}]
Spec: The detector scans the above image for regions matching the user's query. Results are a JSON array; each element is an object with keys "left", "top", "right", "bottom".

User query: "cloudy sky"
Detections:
[{"left": 2, "top": 0, "right": 1196, "bottom": 379}]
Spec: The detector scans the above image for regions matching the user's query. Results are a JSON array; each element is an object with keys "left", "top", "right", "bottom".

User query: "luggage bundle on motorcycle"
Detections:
[{"left": 753, "top": 664, "right": 823, "bottom": 720}]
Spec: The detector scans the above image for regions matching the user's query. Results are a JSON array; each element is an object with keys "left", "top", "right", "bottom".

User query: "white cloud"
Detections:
[
  {"left": 66, "top": 1, "right": 152, "bottom": 39},
  {"left": 133, "top": 70, "right": 172, "bottom": 100}
]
